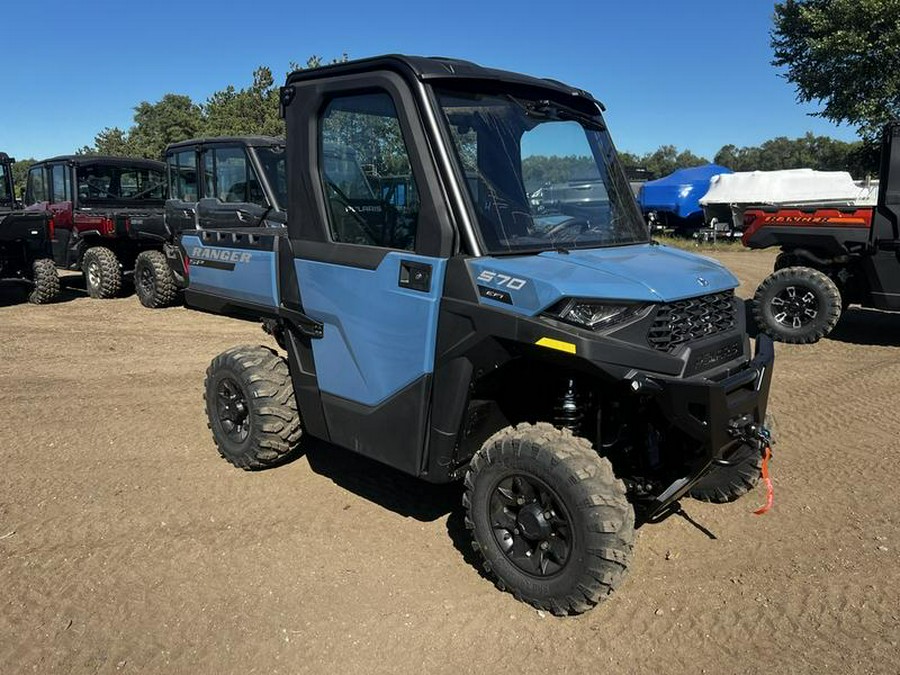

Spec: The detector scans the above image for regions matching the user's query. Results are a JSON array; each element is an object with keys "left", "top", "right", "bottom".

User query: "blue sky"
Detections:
[{"left": 1, "top": 0, "right": 857, "bottom": 162}]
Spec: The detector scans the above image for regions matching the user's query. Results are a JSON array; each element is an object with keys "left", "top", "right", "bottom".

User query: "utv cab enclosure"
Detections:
[
  {"left": 0, "top": 153, "right": 60, "bottom": 303},
  {"left": 23, "top": 155, "right": 167, "bottom": 301},
  {"left": 746, "top": 121, "right": 900, "bottom": 343},
  {"left": 182, "top": 55, "right": 776, "bottom": 615}
]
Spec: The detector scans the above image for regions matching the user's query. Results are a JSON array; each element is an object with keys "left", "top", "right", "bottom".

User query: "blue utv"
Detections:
[{"left": 176, "top": 55, "right": 775, "bottom": 615}]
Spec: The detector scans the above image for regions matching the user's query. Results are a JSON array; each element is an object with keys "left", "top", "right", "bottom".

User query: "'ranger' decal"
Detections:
[{"left": 190, "top": 247, "right": 252, "bottom": 264}]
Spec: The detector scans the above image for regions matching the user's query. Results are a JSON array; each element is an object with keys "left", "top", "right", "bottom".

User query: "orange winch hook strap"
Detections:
[{"left": 753, "top": 446, "right": 774, "bottom": 515}]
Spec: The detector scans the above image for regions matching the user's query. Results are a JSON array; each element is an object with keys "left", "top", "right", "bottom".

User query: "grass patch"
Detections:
[{"left": 654, "top": 235, "right": 748, "bottom": 253}]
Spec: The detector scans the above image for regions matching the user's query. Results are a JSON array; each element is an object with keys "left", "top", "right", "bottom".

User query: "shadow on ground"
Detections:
[
  {"left": 0, "top": 276, "right": 88, "bottom": 308},
  {"left": 302, "top": 436, "right": 461, "bottom": 523},
  {"left": 828, "top": 307, "right": 900, "bottom": 347}
]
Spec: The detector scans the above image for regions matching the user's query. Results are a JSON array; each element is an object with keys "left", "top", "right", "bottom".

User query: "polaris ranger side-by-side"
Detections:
[
  {"left": 179, "top": 55, "right": 775, "bottom": 614},
  {"left": 0, "top": 153, "right": 60, "bottom": 303},
  {"left": 22, "top": 155, "right": 168, "bottom": 300},
  {"left": 152, "top": 137, "right": 288, "bottom": 307},
  {"left": 746, "top": 121, "right": 900, "bottom": 343}
]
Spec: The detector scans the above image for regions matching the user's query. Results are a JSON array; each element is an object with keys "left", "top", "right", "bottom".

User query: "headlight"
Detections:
[{"left": 544, "top": 298, "right": 648, "bottom": 330}]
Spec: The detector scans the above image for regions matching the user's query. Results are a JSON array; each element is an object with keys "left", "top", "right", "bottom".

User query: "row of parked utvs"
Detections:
[
  {"left": 0, "top": 137, "right": 286, "bottom": 307},
  {"left": 0, "top": 54, "right": 895, "bottom": 615}
]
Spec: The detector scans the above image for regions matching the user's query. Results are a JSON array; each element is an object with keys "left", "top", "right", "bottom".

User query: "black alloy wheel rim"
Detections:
[
  {"left": 771, "top": 284, "right": 819, "bottom": 329},
  {"left": 216, "top": 377, "right": 250, "bottom": 442},
  {"left": 489, "top": 474, "right": 573, "bottom": 577},
  {"left": 139, "top": 263, "right": 155, "bottom": 298}
]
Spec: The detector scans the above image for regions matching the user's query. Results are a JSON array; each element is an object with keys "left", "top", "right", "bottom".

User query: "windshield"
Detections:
[
  {"left": 77, "top": 163, "right": 165, "bottom": 204},
  {"left": 254, "top": 146, "right": 287, "bottom": 210},
  {"left": 436, "top": 88, "right": 648, "bottom": 253},
  {"left": 0, "top": 163, "right": 10, "bottom": 204}
]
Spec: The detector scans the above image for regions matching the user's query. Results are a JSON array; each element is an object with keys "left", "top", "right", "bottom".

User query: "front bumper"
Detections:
[{"left": 629, "top": 334, "right": 775, "bottom": 519}]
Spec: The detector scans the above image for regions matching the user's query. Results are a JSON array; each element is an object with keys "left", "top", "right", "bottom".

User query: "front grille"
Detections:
[{"left": 648, "top": 291, "right": 737, "bottom": 352}]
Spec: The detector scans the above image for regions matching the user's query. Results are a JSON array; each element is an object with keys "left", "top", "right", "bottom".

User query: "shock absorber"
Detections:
[{"left": 554, "top": 378, "right": 584, "bottom": 433}]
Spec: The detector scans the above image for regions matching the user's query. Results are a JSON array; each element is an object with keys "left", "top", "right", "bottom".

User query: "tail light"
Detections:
[{"left": 47, "top": 215, "right": 55, "bottom": 240}]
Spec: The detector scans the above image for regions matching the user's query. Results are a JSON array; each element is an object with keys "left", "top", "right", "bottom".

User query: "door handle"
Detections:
[{"left": 398, "top": 260, "right": 432, "bottom": 292}]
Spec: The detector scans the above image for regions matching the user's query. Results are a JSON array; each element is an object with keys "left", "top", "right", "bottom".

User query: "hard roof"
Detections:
[
  {"left": 286, "top": 55, "right": 602, "bottom": 107},
  {"left": 31, "top": 155, "right": 165, "bottom": 169},
  {"left": 166, "top": 136, "right": 284, "bottom": 152}
]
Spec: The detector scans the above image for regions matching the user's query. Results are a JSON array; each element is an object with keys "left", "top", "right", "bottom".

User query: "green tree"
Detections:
[
  {"left": 126, "top": 94, "right": 204, "bottom": 159},
  {"left": 85, "top": 127, "right": 133, "bottom": 156},
  {"left": 712, "top": 132, "right": 873, "bottom": 175},
  {"left": 80, "top": 55, "right": 346, "bottom": 160},
  {"left": 204, "top": 66, "right": 284, "bottom": 138},
  {"left": 772, "top": 0, "right": 900, "bottom": 140},
  {"left": 10, "top": 158, "right": 35, "bottom": 199}
]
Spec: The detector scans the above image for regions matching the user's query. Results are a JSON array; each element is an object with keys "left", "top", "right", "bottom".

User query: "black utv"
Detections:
[{"left": 0, "top": 153, "right": 60, "bottom": 303}]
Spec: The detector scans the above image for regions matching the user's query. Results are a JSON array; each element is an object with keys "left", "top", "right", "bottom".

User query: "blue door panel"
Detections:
[
  {"left": 295, "top": 252, "right": 446, "bottom": 407},
  {"left": 183, "top": 234, "right": 279, "bottom": 308}
]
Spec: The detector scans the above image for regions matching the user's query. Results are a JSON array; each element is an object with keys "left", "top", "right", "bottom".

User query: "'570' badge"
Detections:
[{"left": 476, "top": 270, "right": 527, "bottom": 290}]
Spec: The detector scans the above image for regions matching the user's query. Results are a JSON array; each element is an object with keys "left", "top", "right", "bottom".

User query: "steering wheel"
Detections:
[{"left": 546, "top": 216, "right": 592, "bottom": 240}]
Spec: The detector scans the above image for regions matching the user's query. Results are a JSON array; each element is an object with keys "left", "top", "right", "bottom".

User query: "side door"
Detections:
[
  {"left": 865, "top": 122, "right": 900, "bottom": 308},
  {"left": 197, "top": 146, "right": 269, "bottom": 229},
  {"left": 289, "top": 79, "right": 454, "bottom": 475},
  {"left": 48, "top": 163, "right": 74, "bottom": 265},
  {"left": 165, "top": 149, "right": 199, "bottom": 235}
]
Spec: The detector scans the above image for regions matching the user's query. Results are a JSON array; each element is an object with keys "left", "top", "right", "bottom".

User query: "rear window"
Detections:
[{"left": 77, "top": 164, "right": 166, "bottom": 203}]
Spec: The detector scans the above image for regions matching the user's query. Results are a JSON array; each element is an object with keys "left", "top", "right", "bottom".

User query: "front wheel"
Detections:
[
  {"left": 463, "top": 423, "right": 634, "bottom": 615},
  {"left": 752, "top": 266, "right": 842, "bottom": 343},
  {"left": 204, "top": 345, "right": 303, "bottom": 470},
  {"left": 688, "top": 443, "right": 763, "bottom": 503}
]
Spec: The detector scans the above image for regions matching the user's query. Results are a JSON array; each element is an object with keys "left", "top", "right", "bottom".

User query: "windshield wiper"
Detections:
[{"left": 506, "top": 95, "right": 606, "bottom": 131}]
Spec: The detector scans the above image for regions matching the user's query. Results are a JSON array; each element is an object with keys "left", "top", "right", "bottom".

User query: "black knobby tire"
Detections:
[
  {"left": 773, "top": 252, "right": 800, "bottom": 271},
  {"left": 752, "top": 266, "right": 842, "bottom": 343},
  {"left": 688, "top": 443, "right": 763, "bottom": 503},
  {"left": 134, "top": 249, "right": 178, "bottom": 308},
  {"left": 463, "top": 422, "right": 635, "bottom": 615},
  {"left": 204, "top": 345, "right": 302, "bottom": 470},
  {"left": 82, "top": 246, "right": 122, "bottom": 299},
  {"left": 27, "top": 258, "right": 60, "bottom": 304}
]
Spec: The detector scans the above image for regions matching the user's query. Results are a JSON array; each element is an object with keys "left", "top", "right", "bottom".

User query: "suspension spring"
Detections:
[{"left": 554, "top": 378, "right": 584, "bottom": 433}]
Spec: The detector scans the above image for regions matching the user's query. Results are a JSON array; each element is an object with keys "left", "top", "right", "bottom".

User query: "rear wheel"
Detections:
[
  {"left": 27, "top": 258, "right": 60, "bottom": 304},
  {"left": 82, "top": 246, "right": 122, "bottom": 299},
  {"left": 135, "top": 250, "right": 178, "bottom": 308},
  {"left": 204, "top": 345, "right": 302, "bottom": 470},
  {"left": 753, "top": 266, "right": 842, "bottom": 343},
  {"left": 464, "top": 423, "right": 634, "bottom": 615}
]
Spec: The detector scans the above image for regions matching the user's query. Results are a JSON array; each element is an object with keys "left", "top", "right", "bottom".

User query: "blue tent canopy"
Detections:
[{"left": 638, "top": 164, "right": 732, "bottom": 220}]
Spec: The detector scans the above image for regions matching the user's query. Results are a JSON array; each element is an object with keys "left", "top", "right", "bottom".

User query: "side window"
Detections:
[
  {"left": 51, "top": 164, "right": 70, "bottom": 202},
  {"left": 26, "top": 166, "right": 48, "bottom": 205},
  {"left": 170, "top": 150, "right": 197, "bottom": 202},
  {"left": 214, "top": 148, "right": 250, "bottom": 203},
  {"left": 319, "top": 91, "right": 419, "bottom": 250},
  {"left": 202, "top": 150, "right": 215, "bottom": 199},
  {"left": 0, "top": 163, "right": 10, "bottom": 203}
]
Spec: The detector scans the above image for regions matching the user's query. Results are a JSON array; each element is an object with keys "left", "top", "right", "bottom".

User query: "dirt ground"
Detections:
[{"left": 1, "top": 249, "right": 898, "bottom": 674}]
